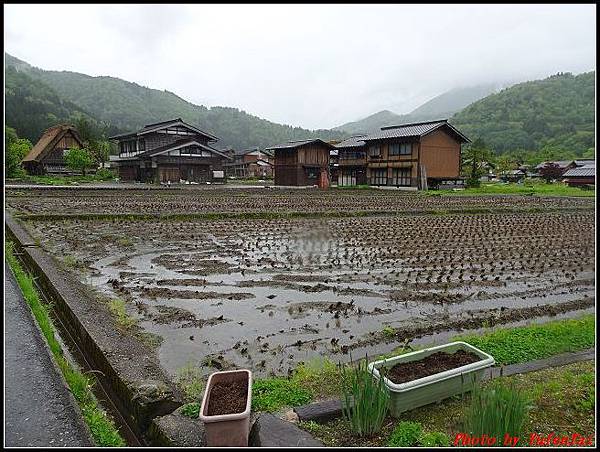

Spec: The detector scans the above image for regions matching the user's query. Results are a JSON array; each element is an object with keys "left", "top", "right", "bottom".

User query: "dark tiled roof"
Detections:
[
  {"left": 137, "top": 138, "right": 230, "bottom": 159},
  {"left": 266, "top": 138, "right": 336, "bottom": 151},
  {"left": 362, "top": 119, "right": 470, "bottom": 143},
  {"left": 109, "top": 118, "right": 218, "bottom": 142},
  {"left": 335, "top": 135, "right": 367, "bottom": 149},
  {"left": 563, "top": 166, "right": 596, "bottom": 177}
]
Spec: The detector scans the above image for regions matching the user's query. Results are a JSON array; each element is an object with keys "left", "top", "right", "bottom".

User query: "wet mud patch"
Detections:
[{"left": 136, "top": 286, "right": 255, "bottom": 301}]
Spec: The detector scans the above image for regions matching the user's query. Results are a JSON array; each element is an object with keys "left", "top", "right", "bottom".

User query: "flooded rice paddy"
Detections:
[{"left": 21, "top": 207, "right": 595, "bottom": 378}]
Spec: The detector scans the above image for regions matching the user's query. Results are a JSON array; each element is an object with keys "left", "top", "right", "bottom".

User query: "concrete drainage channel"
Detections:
[
  {"left": 6, "top": 213, "right": 181, "bottom": 446},
  {"left": 5, "top": 213, "right": 325, "bottom": 447}
]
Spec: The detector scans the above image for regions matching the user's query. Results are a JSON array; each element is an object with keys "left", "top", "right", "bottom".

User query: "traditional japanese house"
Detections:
[
  {"left": 22, "top": 124, "right": 85, "bottom": 175},
  {"left": 333, "top": 120, "right": 469, "bottom": 189},
  {"left": 362, "top": 120, "right": 470, "bottom": 189},
  {"left": 223, "top": 148, "right": 274, "bottom": 178},
  {"left": 335, "top": 135, "right": 368, "bottom": 186},
  {"left": 109, "top": 118, "right": 231, "bottom": 183},
  {"left": 268, "top": 139, "right": 334, "bottom": 187},
  {"left": 562, "top": 163, "right": 595, "bottom": 187}
]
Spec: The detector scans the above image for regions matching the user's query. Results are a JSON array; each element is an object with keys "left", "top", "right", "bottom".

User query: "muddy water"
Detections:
[{"left": 25, "top": 211, "right": 595, "bottom": 378}]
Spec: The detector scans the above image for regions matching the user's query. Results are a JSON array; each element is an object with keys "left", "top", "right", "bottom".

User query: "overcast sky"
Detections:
[{"left": 4, "top": 4, "right": 596, "bottom": 129}]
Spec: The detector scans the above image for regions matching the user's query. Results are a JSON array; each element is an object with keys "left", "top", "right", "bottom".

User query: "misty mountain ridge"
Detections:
[{"left": 334, "top": 83, "right": 505, "bottom": 134}]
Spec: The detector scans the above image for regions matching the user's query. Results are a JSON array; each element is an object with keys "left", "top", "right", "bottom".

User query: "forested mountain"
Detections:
[
  {"left": 4, "top": 53, "right": 347, "bottom": 149},
  {"left": 334, "top": 83, "right": 500, "bottom": 134},
  {"left": 450, "top": 72, "right": 595, "bottom": 155},
  {"left": 5, "top": 64, "right": 102, "bottom": 142}
]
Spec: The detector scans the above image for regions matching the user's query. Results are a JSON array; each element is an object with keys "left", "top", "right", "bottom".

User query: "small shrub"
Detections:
[
  {"left": 462, "top": 382, "right": 531, "bottom": 443},
  {"left": 341, "top": 358, "right": 389, "bottom": 437},
  {"left": 95, "top": 168, "right": 116, "bottom": 181},
  {"left": 180, "top": 402, "right": 200, "bottom": 418},
  {"left": 252, "top": 377, "right": 312, "bottom": 412},
  {"left": 382, "top": 325, "right": 396, "bottom": 338},
  {"left": 387, "top": 421, "right": 422, "bottom": 447},
  {"left": 419, "top": 431, "right": 450, "bottom": 447}
]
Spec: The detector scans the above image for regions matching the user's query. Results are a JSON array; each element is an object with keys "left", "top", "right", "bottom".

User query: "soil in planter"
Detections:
[
  {"left": 384, "top": 350, "right": 481, "bottom": 384},
  {"left": 207, "top": 379, "right": 249, "bottom": 416}
]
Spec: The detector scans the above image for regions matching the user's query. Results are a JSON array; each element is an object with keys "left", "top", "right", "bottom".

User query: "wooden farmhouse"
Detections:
[
  {"left": 268, "top": 139, "right": 335, "bottom": 188},
  {"left": 22, "top": 124, "right": 85, "bottom": 175},
  {"left": 109, "top": 118, "right": 231, "bottom": 184},
  {"left": 562, "top": 163, "right": 595, "bottom": 187},
  {"left": 334, "top": 120, "right": 470, "bottom": 189}
]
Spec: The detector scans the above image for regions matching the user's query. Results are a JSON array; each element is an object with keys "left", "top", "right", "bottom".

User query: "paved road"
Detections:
[{"left": 4, "top": 264, "right": 92, "bottom": 447}]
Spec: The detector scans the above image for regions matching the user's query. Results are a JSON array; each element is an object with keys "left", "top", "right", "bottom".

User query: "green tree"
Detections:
[
  {"left": 495, "top": 154, "right": 518, "bottom": 176},
  {"left": 538, "top": 162, "right": 563, "bottom": 183},
  {"left": 5, "top": 126, "right": 32, "bottom": 178},
  {"left": 65, "top": 147, "right": 94, "bottom": 175},
  {"left": 461, "top": 138, "right": 493, "bottom": 187}
]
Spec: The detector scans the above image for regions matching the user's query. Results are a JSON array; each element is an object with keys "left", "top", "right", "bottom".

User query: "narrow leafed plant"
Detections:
[
  {"left": 340, "top": 356, "right": 389, "bottom": 437},
  {"left": 462, "top": 382, "right": 531, "bottom": 444}
]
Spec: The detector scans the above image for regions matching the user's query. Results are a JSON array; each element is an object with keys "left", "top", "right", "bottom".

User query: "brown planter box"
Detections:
[{"left": 199, "top": 369, "right": 252, "bottom": 447}]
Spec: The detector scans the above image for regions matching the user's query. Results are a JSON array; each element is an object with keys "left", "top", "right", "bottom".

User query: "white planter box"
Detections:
[{"left": 368, "top": 341, "right": 494, "bottom": 417}]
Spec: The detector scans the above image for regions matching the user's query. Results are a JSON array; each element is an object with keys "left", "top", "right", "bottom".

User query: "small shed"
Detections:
[{"left": 22, "top": 125, "right": 85, "bottom": 175}]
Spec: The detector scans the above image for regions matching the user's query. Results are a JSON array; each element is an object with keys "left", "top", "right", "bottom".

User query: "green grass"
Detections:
[
  {"left": 16, "top": 170, "right": 116, "bottom": 186},
  {"left": 436, "top": 180, "right": 594, "bottom": 197},
  {"left": 6, "top": 242, "right": 125, "bottom": 446},
  {"left": 454, "top": 315, "right": 595, "bottom": 365},
  {"left": 292, "top": 357, "right": 344, "bottom": 400},
  {"left": 387, "top": 421, "right": 423, "bottom": 447},
  {"left": 252, "top": 377, "right": 312, "bottom": 412},
  {"left": 251, "top": 357, "right": 344, "bottom": 412},
  {"left": 174, "top": 362, "right": 205, "bottom": 402},
  {"left": 107, "top": 299, "right": 137, "bottom": 329}
]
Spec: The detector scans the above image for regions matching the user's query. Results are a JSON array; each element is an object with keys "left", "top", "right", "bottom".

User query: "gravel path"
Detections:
[{"left": 4, "top": 264, "right": 92, "bottom": 447}]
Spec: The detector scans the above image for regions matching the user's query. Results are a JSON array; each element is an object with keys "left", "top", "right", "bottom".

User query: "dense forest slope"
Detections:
[
  {"left": 5, "top": 65, "right": 104, "bottom": 142},
  {"left": 5, "top": 53, "right": 346, "bottom": 148},
  {"left": 450, "top": 72, "right": 595, "bottom": 154}
]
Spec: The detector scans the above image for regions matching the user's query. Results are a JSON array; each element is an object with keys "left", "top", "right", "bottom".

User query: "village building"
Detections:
[
  {"left": 22, "top": 124, "right": 85, "bottom": 175},
  {"left": 223, "top": 148, "right": 274, "bottom": 179},
  {"left": 267, "top": 139, "right": 335, "bottom": 188},
  {"left": 562, "top": 161, "right": 595, "bottom": 187},
  {"left": 335, "top": 135, "right": 368, "bottom": 186},
  {"left": 535, "top": 160, "right": 577, "bottom": 175},
  {"left": 109, "top": 118, "right": 231, "bottom": 184},
  {"left": 334, "top": 120, "right": 470, "bottom": 189}
]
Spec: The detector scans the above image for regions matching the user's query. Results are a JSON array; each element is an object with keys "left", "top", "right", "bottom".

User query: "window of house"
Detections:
[
  {"left": 389, "top": 143, "right": 412, "bottom": 156},
  {"left": 307, "top": 169, "right": 318, "bottom": 179},
  {"left": 369, "top": 145, "right": 381, "bottom": 158},
  {"left": 369, "top": 168, "right": 387, "bottom": 185},
  {"left": 391, "top": 167, "right": 412, "bottom": 186},
  {"left": 138, "top": 139, "right": 145, "bottom": 152}
]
